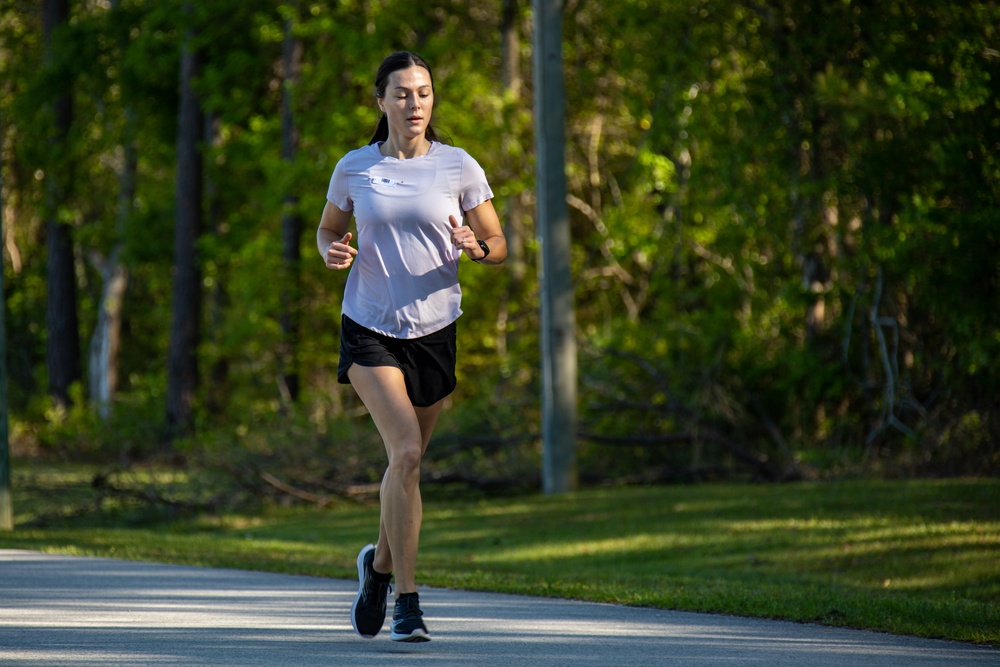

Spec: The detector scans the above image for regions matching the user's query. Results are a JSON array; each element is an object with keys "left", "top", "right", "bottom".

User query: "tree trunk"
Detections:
[
  {"left": 278, "top": 8, "right": 303, "bottom": 405},
  {"left": 166, "top": 6, "right": 204, "bottom": 438},
  {"left": 43, "top": 0, "right": 81, "bottom": 408},
  {"left": 88, "top": 249, "right": 128, "bottom": 420},
  {"left": 496, "top": 0, "right": 525, "bottom": 360},
  {"left": 203, "top": 111, "right": 229, "bottom": 415},
  {"left": 533, "top": 0, "right": 578, "bottom": 493},
  {"left": 89, "top": 0, "right": 133, "bottom": 420},
  {"left": 501, "top": 0, "right": 522, "bottom": 98},
  {"left": 0, "top": 107, "right": 13, "bottom": 530}
]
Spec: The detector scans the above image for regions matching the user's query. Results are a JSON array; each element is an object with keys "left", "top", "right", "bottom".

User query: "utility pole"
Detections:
[{"left": 533, "top": 0, "right": 578, "bottom": 493}]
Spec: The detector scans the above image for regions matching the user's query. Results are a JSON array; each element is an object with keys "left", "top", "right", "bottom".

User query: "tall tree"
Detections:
[
  {"left": 495, "top": 0, "right": 528, "bottom": 362},
  {"left": 500, "top": 0, "right": 526, "bottom": 284},
  {"left": 534, "top": 0, "right": 577, "bottom": 493},
  {"left": 43, "top": 0, "right": 81, "bottom": 408},
  {"left": 1, "top": 105, "right": 13, "bottom": 531},
  {"left": 278, "top": 3, "right": 304, "bottom": 405},
  {"left": 166, "top": 3, "right": 204, "bottom": 437},
  {"left": 88, "top": 0, "right": 133, "bottom": 420}
]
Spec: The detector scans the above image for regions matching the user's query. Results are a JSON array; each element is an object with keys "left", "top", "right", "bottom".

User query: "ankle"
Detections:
[{"left": 372, "top": 551, "right": 392, "bottom": 577}]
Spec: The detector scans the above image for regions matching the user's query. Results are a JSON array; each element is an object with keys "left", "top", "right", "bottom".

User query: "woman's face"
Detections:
[{"left": 378, "top": 65, "right": 434, "bottom": 141}]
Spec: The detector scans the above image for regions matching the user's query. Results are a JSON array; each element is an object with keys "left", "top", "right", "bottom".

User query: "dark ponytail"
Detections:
[
  {"left": 367, "top": 51, "right": 440, "bottom": 146},
  {"left": 369, "top": 114, "right": 390, "bottom": 145}
]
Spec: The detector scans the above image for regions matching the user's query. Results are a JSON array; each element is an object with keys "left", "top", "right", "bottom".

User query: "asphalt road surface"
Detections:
[{"left": 1, "top": 549, "right": 997, "bottom": 666}]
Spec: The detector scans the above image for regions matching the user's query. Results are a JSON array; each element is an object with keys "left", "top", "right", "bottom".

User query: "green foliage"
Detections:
[
  {"left": 2, "top": 0, "right": 998, "bottom": 481},
  {"left": 34, "top": 380, "right": 166, "bottom": 462},
  {"left": 579, "top": 0, "right": 1000, "bottom": 476}
]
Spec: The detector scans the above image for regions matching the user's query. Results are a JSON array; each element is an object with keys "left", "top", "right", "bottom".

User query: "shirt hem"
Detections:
[{"left": 342, "top": 309, "right": 463, "bottom": 340}]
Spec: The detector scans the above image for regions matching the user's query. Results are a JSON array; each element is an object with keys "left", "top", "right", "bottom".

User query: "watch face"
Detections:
[{"left": 477, "top": 240, "right": 490, "bottom": 257}]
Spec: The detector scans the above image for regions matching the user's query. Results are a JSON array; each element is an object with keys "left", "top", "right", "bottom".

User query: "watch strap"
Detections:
[{"left": 474, "top": 239, "right": 490, "bottom": 262}]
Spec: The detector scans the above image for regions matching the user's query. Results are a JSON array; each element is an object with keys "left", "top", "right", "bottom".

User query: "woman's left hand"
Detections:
[{"left": 449, "top": 214, "right": 485, "bottom": 260}]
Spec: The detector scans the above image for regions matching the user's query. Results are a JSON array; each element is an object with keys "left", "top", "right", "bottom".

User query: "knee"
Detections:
[{"left": 388, "top": 442, "right": 423, "bottom": 477}]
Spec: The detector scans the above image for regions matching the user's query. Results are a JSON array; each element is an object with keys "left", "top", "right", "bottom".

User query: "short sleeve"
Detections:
[
  {"left": 326, "top": 157, "right": 353, "bottom": 212},
  {"left": 459, "top": 151, "right": 494, "bottom": 212}
]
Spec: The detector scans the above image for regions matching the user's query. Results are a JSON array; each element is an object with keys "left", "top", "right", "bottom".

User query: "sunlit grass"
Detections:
[{"left": 1, "top": 471, "right": 997, "bottom": 644}]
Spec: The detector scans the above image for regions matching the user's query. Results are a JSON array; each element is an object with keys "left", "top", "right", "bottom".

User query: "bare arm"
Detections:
[
  {"left": 450, "top": 199, "right": 507, "bottom": 265},
  {"left": 317, "top": 201, "right": 357, "bottom": 270}
]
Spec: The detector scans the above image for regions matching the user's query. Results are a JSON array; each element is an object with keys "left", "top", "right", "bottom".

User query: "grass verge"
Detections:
[{"left": 1, "top": 468, "right": 997, "bottom": 645}]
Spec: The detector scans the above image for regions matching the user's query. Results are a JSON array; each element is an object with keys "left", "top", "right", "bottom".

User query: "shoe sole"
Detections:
[
  {"left": 350, "top": 544, "right": 378, "bottom": 638},
  {"left": 390, "top": 629, "right": 431, "bottom": 643}
]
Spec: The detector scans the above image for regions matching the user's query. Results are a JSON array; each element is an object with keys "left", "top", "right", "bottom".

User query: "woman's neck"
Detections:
[{"left": 380, "top": 134, "right": 431, "bottom": 159}]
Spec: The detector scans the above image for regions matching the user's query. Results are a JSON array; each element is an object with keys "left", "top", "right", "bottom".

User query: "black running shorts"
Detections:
[{"left": 337, "top": 315, "right": 458, "bottom": 408}]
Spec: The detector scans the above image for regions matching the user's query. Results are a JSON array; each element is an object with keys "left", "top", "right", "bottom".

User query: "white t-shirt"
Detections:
[{"left": 326, "top": 141, "right": 494, "bottom": 339}]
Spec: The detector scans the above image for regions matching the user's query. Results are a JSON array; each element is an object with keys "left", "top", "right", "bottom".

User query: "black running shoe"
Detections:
[
  {"left": 350, "top": 544, "right": 391, "bottom": 638},
  {"left": 390, "top": 593, "right": 430, "bottom": 642}
]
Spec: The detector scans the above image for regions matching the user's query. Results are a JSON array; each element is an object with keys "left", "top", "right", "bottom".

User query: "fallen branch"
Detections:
[{"left": 260, "top": 471, "right": 334, "bottom": 507}]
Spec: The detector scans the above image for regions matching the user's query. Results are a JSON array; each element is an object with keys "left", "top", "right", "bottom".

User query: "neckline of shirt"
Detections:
[{"left": 373, "top": 141, "right": 440, "bottom": 161}]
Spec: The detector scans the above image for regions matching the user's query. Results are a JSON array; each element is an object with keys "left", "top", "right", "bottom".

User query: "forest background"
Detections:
[{"left": 1, "top": 0, "right": 998, "bottom": 508}]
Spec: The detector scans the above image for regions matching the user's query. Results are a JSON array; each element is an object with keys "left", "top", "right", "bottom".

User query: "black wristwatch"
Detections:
[{"left": 474, "top": 239, "right": 490, "bottom": 263}]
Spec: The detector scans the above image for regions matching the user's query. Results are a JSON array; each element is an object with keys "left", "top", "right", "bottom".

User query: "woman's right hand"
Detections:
[{"left": 325, "top": 232, "right": 357, "bottom": 270}]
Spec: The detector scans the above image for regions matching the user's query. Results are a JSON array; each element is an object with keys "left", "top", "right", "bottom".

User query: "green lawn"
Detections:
[{"left": 1, "top": 469, "right": 998, "bottom": 645}]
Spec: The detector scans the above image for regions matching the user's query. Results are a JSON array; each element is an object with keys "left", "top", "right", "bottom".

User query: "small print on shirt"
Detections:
[{"left": 370, "top": 176, "right": 404, "bottom": 187}]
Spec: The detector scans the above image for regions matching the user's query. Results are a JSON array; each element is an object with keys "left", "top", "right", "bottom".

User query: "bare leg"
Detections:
[
  {"left": 348, "top": 364, "right": 444, "bottom": 597},
  {"left": 372, "top": 400, "right": 442, "bottom": 576}
]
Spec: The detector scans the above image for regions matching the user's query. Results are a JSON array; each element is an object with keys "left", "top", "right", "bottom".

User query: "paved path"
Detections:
[{"left": 1, "top": 549, "right": 996, "bottom": 666}]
